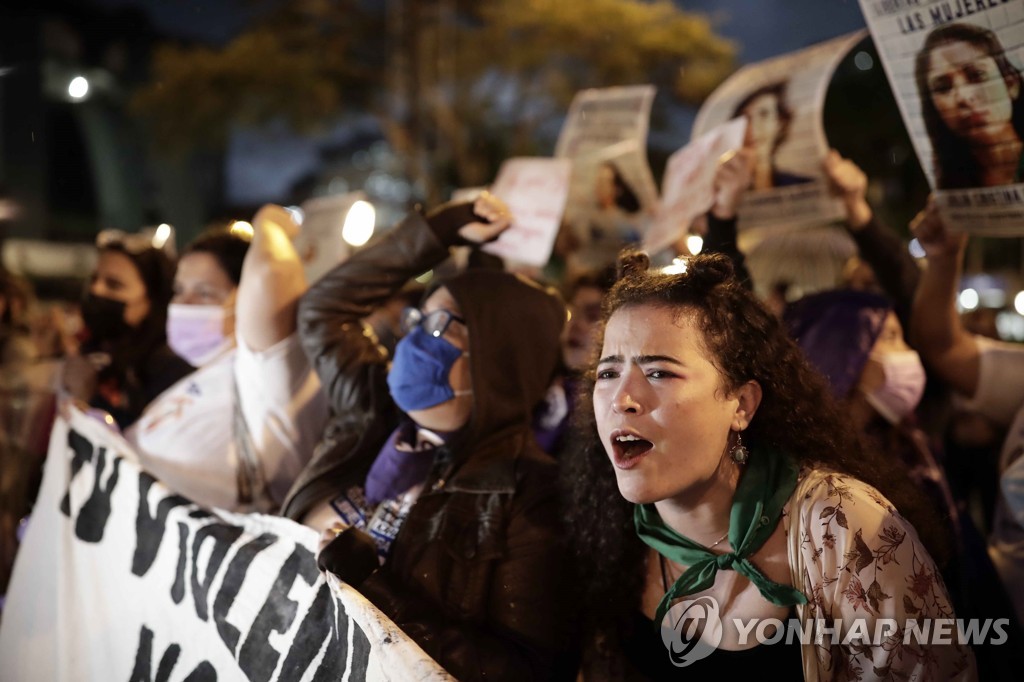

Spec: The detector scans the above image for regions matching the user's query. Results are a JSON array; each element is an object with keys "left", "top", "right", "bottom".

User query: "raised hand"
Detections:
[
  {"left": 909, "top": 198, "right": 967, "bottom": 259},
  {"left": 711, "top": 147, "right": 755, "bottom": 219},
  {"left": 823, "top": 150, "right": 872, "bottom": 228},
  {"left": 456, "top": 191, "right": 513, "bottom": 244}
]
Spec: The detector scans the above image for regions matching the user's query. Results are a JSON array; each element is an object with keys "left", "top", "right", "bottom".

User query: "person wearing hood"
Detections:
[
  {"left": 784, "top": 291, "right": 953, "bottom": 533},
  {"left": 284, "top": 193, "right": 577, "bottom": 681}
]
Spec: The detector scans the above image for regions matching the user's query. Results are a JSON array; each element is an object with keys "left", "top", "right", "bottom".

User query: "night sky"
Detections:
[
  {"left": 80, "top": 1, "right": 879, "bottom": 208},
  {"left": 90, "top": 0, "right": 870, "bottom": 63}
]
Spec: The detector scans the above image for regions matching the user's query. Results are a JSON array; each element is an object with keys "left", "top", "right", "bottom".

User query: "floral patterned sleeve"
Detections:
[{"left": 792, "top": 471, "right": 976, "bottom": 681}]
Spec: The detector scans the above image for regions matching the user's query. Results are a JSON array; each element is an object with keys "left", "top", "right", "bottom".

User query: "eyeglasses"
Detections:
[{"left": 400, "top": 307, "right": 466, "bottom": 338}]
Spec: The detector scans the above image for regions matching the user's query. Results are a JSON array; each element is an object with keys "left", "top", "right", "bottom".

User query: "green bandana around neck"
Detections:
[{"left": 634, "top": 446, "right": 807, "bottom": 628}]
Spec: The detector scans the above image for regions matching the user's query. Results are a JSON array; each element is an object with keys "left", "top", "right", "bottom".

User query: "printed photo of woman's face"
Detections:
[
  {"left": 594, "top": 164, "right": 618, "bottom": 209},
  {"left": 741, "top": 93, "right": 783, "bottom": 154},
  {"left": 914, "top": 23, "right": 1024, "bottom": 189},
  {"left": 926, "top": 40, "right": 1019, "bottom": 147}
]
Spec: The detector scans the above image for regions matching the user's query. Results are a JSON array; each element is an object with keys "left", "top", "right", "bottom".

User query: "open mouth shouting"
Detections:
[{"left": 610, "top": 429, "right": 654, "bottom": 469}]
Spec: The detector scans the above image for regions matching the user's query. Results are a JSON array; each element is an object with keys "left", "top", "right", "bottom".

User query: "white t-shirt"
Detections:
[
  {"left": 960, "top": 337, "right": 1024, "bottom": 624},
  {"left": 126, "top": 333, "right": 328, "bottom": 511}
]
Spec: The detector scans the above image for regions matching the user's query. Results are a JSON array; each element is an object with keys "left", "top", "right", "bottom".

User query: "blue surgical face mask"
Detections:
[{"left": 387, "top": 326, "right": 471, "bottom": 412}]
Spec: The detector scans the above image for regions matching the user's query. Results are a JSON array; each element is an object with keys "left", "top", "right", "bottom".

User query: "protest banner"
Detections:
[
  {"left": 484, "top": 158, "right": 572, "bottom": 267},
  {"left": 0, "top": 406, "right": 452, "bottom": 681},
  {"left": 644, "top": 117, "right": 749, "bottom": 254},
  {"left": 692, "top": 31, "right": 868, "bottom": 233},
  {"left": 858, "top": 0, "right": 1024, "bottom": 235}
]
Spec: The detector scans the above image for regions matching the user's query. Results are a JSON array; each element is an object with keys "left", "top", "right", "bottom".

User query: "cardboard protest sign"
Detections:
[
  {"left": 0, "top": 407, "right": 452, "bottom": 681},
  {"left": 693, "top": 31, "right": 868, "bottom": 232},
  {"left": 484, "top": 158, "right": 572, "bottom": 267},
  {"left": 645, "top": 117, "right": 749, "bottom": 254},
  {"left": 859, "top": 0, "right": 1024, "bottom": 235}
]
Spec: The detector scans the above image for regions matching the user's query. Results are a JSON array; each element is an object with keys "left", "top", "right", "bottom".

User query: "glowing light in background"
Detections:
[
  {"left": 152, "top": 223, "right": 172, "bottom": 249},
  {"left": 661, "top": 257, "right": 688, "bottom": 275},
  {"left": 1015, "top": 291, "right": 1024, "bottom": 316},
  {"left": 342, "top": 200, "right": 375, "bottom": 247},
  {"left": 908, "top": 238, "right": 926, "bottom": 259},
  {"left": 958, "top": 288, "right": 979, "bottom": 311},
  {"left": 854, "top": 51, "right": 874, "bottom": 70},
  {"left": 285, "top": 205, "right": 304, "bottom": 225},
  {"left": 686, "top": 235, "right": 704, "bottom": 256},
  {"left": 229, "top": 220, "right": 254, "bottom": 240},
  {"left": 68, "top": 76, "right": 89, "bottom": 100}
]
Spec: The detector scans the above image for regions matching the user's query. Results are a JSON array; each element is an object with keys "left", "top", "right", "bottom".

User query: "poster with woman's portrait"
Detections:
[
  {"left": 692, "top": 31, "right": 867, "bottom": 233},
  {"left": 860, "top": 0, "right": 1024, "bottom": 235},
  {"left": 555, "top": 84, "right": 659, "bottom": 239},
  {"left": 561, "top": 139, "right": 659, "bottom": 275},
  {"left": 644, "top": 117, "right": 748, "bottom": 255},
  {"left": 554, "top": 85, "right": 659, "bottom": 274}
]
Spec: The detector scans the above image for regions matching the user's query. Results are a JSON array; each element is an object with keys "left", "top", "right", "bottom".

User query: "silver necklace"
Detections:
[
  {"left": 658, "top": 531, "right": 730, "bottom": 591},
  {"left": 705, "top": 531, "right": 730, "bottom": 550}
]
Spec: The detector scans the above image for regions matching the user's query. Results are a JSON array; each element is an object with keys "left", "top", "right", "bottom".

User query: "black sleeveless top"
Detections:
[{"left": 621, "top": 610, "right": 804, "bottom": 679}]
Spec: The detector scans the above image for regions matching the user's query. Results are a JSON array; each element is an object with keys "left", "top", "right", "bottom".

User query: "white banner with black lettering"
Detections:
[{"left": 0, "top": 406, "right": 452, "bottom": 681}]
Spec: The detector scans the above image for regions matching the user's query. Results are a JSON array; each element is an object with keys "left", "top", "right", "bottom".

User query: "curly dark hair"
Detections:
[
  {"left": 915, "top": 23, "right": 1024, "bottom": 189},
  {"left": 561, "top": 251, "right": 945, "bottom": 640}
]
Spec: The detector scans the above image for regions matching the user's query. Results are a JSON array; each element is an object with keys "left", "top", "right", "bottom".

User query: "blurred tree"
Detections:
[{"left": 132, "top": 0, "right": 736, "bottom": 202}]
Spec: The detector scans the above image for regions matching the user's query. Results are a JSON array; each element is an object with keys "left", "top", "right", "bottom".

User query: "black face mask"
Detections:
[{"left": 81, "top": 292, "right": 130, "bottom": 343}]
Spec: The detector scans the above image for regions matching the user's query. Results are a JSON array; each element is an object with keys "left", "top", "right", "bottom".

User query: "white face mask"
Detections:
[
  {"left": 166, "top": 303, "right": 233, "bottom": 367},
  {"left": 863, "top": 350, "right": 926, "bottom": 424}
]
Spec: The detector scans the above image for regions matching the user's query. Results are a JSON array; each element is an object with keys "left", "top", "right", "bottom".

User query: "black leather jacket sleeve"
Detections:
[
  {"left": 356, "top": 456, "right": 576, "bottom": 681},
  {"left": 281, "top": 211, "right": 456, "bottom": 520},
  {"left": 297, "top": 211, "right": 451, "bottom": 417}
]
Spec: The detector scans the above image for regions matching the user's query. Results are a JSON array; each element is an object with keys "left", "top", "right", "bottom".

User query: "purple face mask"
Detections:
[{"left": 167, "top": 303, "right": 231, "bottom": 367}]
